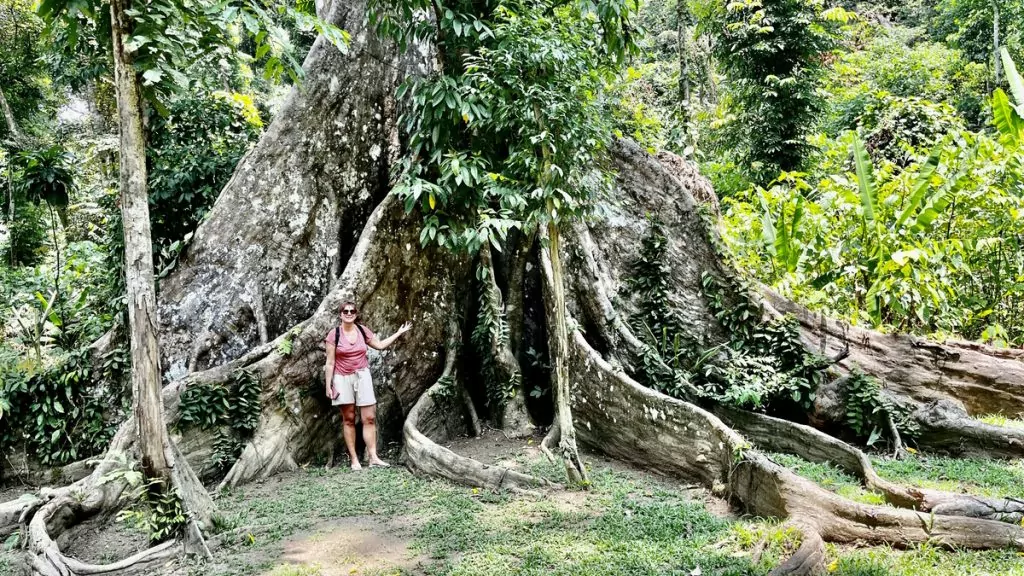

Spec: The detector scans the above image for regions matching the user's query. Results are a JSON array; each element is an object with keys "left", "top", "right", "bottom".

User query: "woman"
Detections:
[{"left": 324, "top": 301, "right": 412, "bottom": 470}]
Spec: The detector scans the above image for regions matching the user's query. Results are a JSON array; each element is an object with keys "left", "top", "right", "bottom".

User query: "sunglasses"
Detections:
[{"left": 342, "top": 308, "right": 357, "bottom": 314}]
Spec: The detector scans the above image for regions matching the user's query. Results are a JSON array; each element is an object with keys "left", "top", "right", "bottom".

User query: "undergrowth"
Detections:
[{"left": 624, "top": 217, "right": 917, "bottom": 448}]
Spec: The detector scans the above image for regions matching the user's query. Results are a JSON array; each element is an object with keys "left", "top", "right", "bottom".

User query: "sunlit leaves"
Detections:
[
  {"left": 379, "top": 0, "right": 634, "bottom": 254},
  {"left": 38, "top": 0, "right": 349, "bottom": 110}
]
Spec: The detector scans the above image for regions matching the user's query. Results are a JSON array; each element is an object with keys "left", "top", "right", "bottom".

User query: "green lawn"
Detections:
[
  {"left": 191, "top": 452, "right": 1024, "bottom": 576},
  {"left": 3, "top": 451, "right": 1021, "bottom": 576}
]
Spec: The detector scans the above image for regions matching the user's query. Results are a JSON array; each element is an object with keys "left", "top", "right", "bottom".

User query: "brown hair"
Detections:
[{"left": 340, "top": 301, "right": 359, "bottom": 321}]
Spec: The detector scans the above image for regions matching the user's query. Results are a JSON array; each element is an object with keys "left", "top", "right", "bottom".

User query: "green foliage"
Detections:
[
  {"left": 622, "top": 221, "right": 829, "bottom": 416},
  {"left": 722, "top": 111, "right": 1024, "bottom": 344},
  {"left": 696, "top": 0, "right": 847, "bottom": 183},
  {"left": 100, "top": 454, "right": 187, "bottom": 543},
  {"left": 14, "top": 145, "right": 75, "bottom": 212},
  {"left": 0, "top": 0, "right": 61, "bottom": 139},
  {"left": 842, "top": 372, "right": 917, "bottom": 446},
  {"left": 0, "top": 340, "right": 129, "bottom": 466},
  {"left": 929, "top": 0, "right": 1023, "bottom": 71},
  {"left": 37, "top": 0, "right": 350, "bottom": 108},
  {"left": 176, "top": 369, "right": 262, "bottom": 474},
  {"left": 375, "top": 0, "right": 637, "bottom": 253},
  {"left": 147, "top": 88, "right": 262, "bottom": 274},
  {"left": 1, "top": 144, "right": 76, "bottom": 266},
  {"left": 822, "top": 29, "right": 988, "bottom": 132}
]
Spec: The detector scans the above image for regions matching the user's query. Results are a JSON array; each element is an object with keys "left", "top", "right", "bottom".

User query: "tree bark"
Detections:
[
  {"left": 0, "top": 85, "right": 20, "bottom": 141},
  {"left": 155, "top": 0, "right": 422, "bottom": 377},
  {"left": 544, "top": 224, "right": 588, "bottom": 486},
  {"left": 994, "top": 1, "right": 1001, "bottom": 86},
  {"left": 110, "top": 0, "right": 170, "bottom": 482}
]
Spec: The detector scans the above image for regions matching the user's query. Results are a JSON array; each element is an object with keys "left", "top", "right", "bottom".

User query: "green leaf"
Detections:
[
  {"left": 991, "top": 89, "right": 1022, "bottom": 146},
  {"left": 895, "top": 142, "right": 943, "bottom": 228},
  {"left": 852, "top": 135, "right": 876, "bottom": 227},
  {"left": 1001, "top": 47, "right": 1024, "bottom": 113},
  {"left": 142, "top": 68, "right": 164, "bottom": 85}
]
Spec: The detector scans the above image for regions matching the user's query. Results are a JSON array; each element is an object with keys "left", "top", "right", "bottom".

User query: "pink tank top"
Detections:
[{"left": 326, "top": 325, "right": 376, "bottom": 376}]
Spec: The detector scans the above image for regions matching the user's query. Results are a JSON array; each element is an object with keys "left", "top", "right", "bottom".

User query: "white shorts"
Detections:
[{"left": 332, "top": 368, "right": 376, "bottom": 407}]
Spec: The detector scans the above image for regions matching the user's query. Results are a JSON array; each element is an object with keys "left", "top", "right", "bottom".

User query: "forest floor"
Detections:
[{"left": 2, "top": 429, "right": 1024, "bottom": 576}]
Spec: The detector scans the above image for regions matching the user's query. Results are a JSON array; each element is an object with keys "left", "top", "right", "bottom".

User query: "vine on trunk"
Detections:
[{"left": 175, "top": 369, "right": 261, "bottom": 474}]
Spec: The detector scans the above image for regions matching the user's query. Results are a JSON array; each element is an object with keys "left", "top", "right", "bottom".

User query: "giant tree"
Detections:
[
  {"left": 2, "top": 1, "right": 1024, "bottom": 574},
  {"left": 368, "top": 0, "right": 641, "bottom": 484}
]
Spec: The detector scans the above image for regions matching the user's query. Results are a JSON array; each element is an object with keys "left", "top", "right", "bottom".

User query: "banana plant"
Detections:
[
  {"left": 757, "top": 177, "right": 807, "bottom": 275},
  {"left": 853, "top": 134, "right": 970, "bottom": 324}
]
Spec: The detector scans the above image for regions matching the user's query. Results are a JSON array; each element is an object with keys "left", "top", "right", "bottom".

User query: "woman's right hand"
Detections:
[{"left": 326, "top": 385, "right": 335, "bottom": 400}]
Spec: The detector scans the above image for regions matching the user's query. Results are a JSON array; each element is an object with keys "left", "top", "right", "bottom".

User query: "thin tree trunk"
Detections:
[
  {"left": 109, "top": 0, "right": 170, "bottom": 482},
  {"left": 0, "top": 86, "right": 19, "bottom": 141},
  {"left": 994, "top": 1, "right": 1001, "bottom": 86},
  {"left": 2, "top": 85, "right": 20, "bottom": 267},
  {"left": 677, "top": 1, "right": 690, "bottom": 122},
  {"left": 547, "top": 223, "right": 588, "bottom": 486}
]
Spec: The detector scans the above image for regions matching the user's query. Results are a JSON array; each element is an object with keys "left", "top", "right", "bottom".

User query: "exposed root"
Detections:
[
  {"left": 540, "top": 423, "right": 560, "bottom": 465},
  {"left": 566, "top": 222, "right": 699, "bottom": 397},
  {"left": 716, "top": 407, "right": 1024, "bottom": 524},
  {"left": 767, "top": 524, "right": 824, "bottom": 576},
  {"left": 912, "top": 398, "right": 1024, "bottom": 459},
  {"left": 560, "top": 298, "right": 1024, "bottom": 551},
  {"left": 763, "top": 288, "right": 1024, "bottom": 419},
  {"left": 403, "top": 322, "right": 553, "bottom": 494}
]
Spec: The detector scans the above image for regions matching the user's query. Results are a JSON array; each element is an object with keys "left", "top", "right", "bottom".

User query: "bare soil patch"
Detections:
[
  {"left": 61, "top": 515, "right": 151, "bottom": 564},
  {"left": 264, "top": 515, "right": 424, "bottom": 576}
]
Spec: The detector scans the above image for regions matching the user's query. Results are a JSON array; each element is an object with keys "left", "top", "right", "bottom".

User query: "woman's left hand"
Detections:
[{"left": 397, "top": 321, "right": 413, "bottom": 336}]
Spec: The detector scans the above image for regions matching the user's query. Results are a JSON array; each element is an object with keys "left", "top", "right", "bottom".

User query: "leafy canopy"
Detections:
[
  {"left": 37, "top": 0, "right": 349, "bottom": 112},
  {"left": 371, "top": 0, "right": 640, "bottom": 253}
]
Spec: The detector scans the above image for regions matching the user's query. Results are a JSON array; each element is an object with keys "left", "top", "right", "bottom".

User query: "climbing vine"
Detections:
[
  {"left": 176, "top": 369, "right": 261, "bottom": 474},
  {"left": 470, "top": 264, "right": 521, "bottom": 412},
  {"left": 624, "top": 219, "right": 918, "bottom": 447},
  {"left": 843, "top": 372, "right": 919, "bottom": 446}
]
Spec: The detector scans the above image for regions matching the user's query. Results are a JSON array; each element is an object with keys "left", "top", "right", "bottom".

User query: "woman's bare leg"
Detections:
[
  {"left": 340, "top": 404, "right": 360, "bottom": 469},
  {"left": 360, "top": 405, "right": 387, "bottom": 465}
]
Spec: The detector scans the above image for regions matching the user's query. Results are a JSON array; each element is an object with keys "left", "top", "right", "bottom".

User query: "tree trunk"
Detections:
[
  {"left": 110, "top": 0, "right": 170, "bottom": 482},
  {"left": 155, "top": 0, "right": 420, "bottom": 378},
  {"left": 545, "top": 223, "right": 588, "bottom": 486},
  {"left": 994, "top": 1, "right": 1001, "bottom": 86},
  {"left": 0, "top": 85, "right": 20, "bottom": 141}
]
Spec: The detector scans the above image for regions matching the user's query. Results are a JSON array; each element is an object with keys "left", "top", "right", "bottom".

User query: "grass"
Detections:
[
  {"left": 765, "top": 452, "right": 884, "bottom": 504},
  {"left": 976, "top": 414, "right": 1024, "bottom": 429},
  {"left": 190, "top": 451, "right": 1024, "bottom": 576},
  {"left": 4, "top": 449, "right": 1021, "bottom": 576},
  {"left": 873, "top": 455, "right": 1024, "bottom": 498}
]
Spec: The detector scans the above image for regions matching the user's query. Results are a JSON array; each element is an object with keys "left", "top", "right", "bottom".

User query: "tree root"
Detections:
[
  {"left": 540, "top": 423, "right": 559, "bottom": 465},
  {"left": 561, "top": 307, "right": 1024, "bottom": 551},
  {"left": 403, "top": 322, "right": 553, "bottom": 494},
  {"left": 911, "top": 398, "right": 1024, "bottom": 459},
  {"left": 715, "top": 407, "right": 1024, "bottom": 524},
  {"left": 763, "top": 288, "right": 1024, "bottom": 420},
  {"left": 767, "top": 524, "right": 825, "bottom": 576}
]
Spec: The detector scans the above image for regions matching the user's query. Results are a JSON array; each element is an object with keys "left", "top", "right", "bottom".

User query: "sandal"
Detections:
[{"left": 369, "top": 460, "right": 390, "bottom": 468}]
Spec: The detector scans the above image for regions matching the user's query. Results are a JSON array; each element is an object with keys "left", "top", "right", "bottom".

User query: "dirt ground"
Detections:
[{"left": 269, "top": 516, "right": 425, "bottom": 576}]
